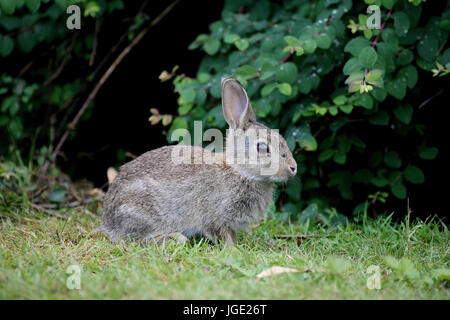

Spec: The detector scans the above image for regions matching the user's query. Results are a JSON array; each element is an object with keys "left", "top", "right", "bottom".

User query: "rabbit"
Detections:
[{"left": 98, "top": 78, "right": 297, "bottom": 245}]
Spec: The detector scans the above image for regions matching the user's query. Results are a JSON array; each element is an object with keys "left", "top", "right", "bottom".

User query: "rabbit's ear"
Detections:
[{"left": 221, "top": 78, "right": 256, "bottom": 129}]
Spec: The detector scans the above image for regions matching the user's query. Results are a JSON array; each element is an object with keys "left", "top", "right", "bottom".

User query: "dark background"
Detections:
[
  {"left": 59, "top": 0, "right": 447, "bottom": 219},
  {"left": 63, "top": 0, "right": 224, "bottom": 181}
]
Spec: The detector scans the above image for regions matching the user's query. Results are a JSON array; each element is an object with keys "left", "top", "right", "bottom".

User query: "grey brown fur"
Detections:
[{"left": 99, "top": 78, "right": 297, "bottom": 245}]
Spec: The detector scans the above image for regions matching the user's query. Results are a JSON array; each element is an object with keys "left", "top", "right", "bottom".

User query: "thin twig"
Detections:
[
  {"left": 4, "top": 24, "right": 36, "bottom": 37},
  {"left": 30, "top": 203, "right": 68, "bottom": 219},
  {"left": 44, "top": 36, "right": 78, "bottom": 86},
  {"left": 418, "top": 89, "right": 444, "bottom": 109},
  {"left": 36, "top": 196, "right": 103, "bottom": 209},
  {"left": 89, "top": 19, "right": 101, "bottom": 67},
  {"left": 372, "top": 10, "right": 392, "bottom": 48}
]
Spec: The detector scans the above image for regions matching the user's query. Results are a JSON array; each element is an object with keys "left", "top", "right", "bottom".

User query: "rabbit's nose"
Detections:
[{"left": 289, "top": 166, "right": 297, "bottom": 174}]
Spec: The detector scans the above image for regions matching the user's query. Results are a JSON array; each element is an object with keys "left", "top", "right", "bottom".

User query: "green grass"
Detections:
[{"left": 0, "top": 207, "right": 448, "bottom": 299}]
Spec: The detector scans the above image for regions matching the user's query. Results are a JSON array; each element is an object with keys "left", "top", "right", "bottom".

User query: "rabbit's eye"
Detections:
[
  {"left": 281, "top": 153, "right": 287, "bottom": 158},
  {"left": 257, "top": 142, "right": 270, "bottom": 153}
]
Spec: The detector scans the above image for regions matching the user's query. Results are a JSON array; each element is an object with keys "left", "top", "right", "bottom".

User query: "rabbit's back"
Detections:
[{"left": 99, "top": 145, "right": 274, "bottom": 242}]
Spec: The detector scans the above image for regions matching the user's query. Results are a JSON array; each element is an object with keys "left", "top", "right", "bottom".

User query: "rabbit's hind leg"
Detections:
[
  {"left": 204, "top": 226, "right": 237, "bottom": 246},
  {"left": 101, "top": 203, "right": 156, "bottom": 242}
]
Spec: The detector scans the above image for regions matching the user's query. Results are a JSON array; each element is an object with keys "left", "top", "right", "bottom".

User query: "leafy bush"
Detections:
[{"left": 160, "top": 0, "right": 449, "bottom": 221}]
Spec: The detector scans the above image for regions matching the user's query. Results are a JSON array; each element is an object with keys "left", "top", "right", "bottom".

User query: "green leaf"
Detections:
[
  {"left": 365, "top": 69, "right": 383, "bottom": 85},
  {"left": 418, "top": 36, "right": 439, "bottom": 62},
  {"left": 333, "top": 152, "right": 346, "bottom": 164},
  {"left": 381, "top": 0, "right": 395, "bottom": 10},
  {"left": 0, "top": 36, "right": 14, "bottom": 57},
  {"left": 224, "top": 33, "right": 240, "bottom": 44},
  {"left": 393, "top": 12, "right": 410, "bottom": 36},
  {"left": 396, "top": 49, "right": 414, "bottom": 66},
  {"left": 358, "top": 47, "right": 378, "bottom": 68},
  {"left": 386, "top": 79, "right": 406, "bottom": 100},
  {"left": 254, "top": 100, "right": 271, "bottom": 117},
  {"left": 377, "top": 42, "right": 396, "bottom": 72},
  {"left": 260, "top": 71, "right": 275, "bottom": 81},
  {"left": 339, "top": 104, "right": 353, "bottom": 114},
  {"left": 235, "top": 38, "right": 249, "bottom": 51},
  {"left": 180, "top": 88, "right": 196, "bottom": 103},
  {"left": 398, "top": 65, "right": 418, "bottom": 89},
  {"left": 0, "top": 0, "right": 16, "bottom": 15},
  {"left": 315, "top": 33, "right": 332, "bottom": 49},
  {"left": 393, "top": 104, "right": 413, "bottom": 124},
  {"left": 329, "top": 107, "right": 338, "bottom": 116},
  {"left": 203, "top": 39, "right": 220, "bottom": 55},
  {"left": 333, "top": 95, "right": 347, "bottom": 105},
  {"left": 343, "top": 58, "right": 361, "bottom": 75},
  {"left": 278, "top": 82, "right": 292, "bottom": 96},
  {"left": 295, "top": 46, "right": 304, "bottom": 56},
  {"left": 26, "top": 0, "right": 41, "bottom": 13},
  {"left": 85, "top": 1, "right": 100, "bottom": 17},
  {"left": 17, "top": 31, "right": 36, "bottom": 53},
  {"left": 440, "top": 20, "right": 450, "bottom": 31},
  {"left": 276, "top": 62, "right": 298, "bottom": 84},
  {"left": 354, "top": 94, "right": 373, "bottom": 109},
  {"left": 318, "top": 149, "right": 335, "bottom": 162},
  {"left": 371, "top": 87, "right": 387, "bottom": 102},
  {"left": 403, "top": 165, "right": 425, "bottom": 184},
  {"left": 382, "top": 28, "right": 399, "bottom": 48},
  {"left": 298, "top": 77, "right": 312, "bottom": 94},
  {"left": 418, "top": 147, "right": 438, "bottom": 160},
  {"left": 346, "top": 71, "right": 365, "bottom": 85},
  {"left": 178, "top": 104, "right": 193, "bottom": 116},
  {"left": 197, "top": 73, "right": 210, "bottom": 83},
  {"left": 284, "top": 35, "right": 300, "bottom": 47},
  {"left": 303, "top": 39, "right": 317, "bottom": 54},
  {"left": 384, "top": 151, "right": 402, "bottom": 168},
  {"left": 344, "top": 37, "right": 371, "bottom": 56},
  {"left": 261, "top": 83, "right": 277, "bottom": 97},
  {"left": 188, "top": 34, "right": 208, "bottom": 50},
  {"left": 391, "top": 180, "right": 407, "bottom": 199},
  {"left": 1, "top": 96, "right": 17, "bottom": 112},
  {"left": 363, "top": 29, "right": 373, "bottom": 39},
  {"left": 298, "top": 131, "right": 318, "bottom": 151},
  {"left": 171, "top": 117, "right": 188, "bottom": 131},
  {"left": 235, "top": 65, "right": 258, "bottom": 79}
]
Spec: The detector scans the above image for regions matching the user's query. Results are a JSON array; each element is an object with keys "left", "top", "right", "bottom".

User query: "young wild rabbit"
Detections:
[{"left": 98, "top": 78, "right": 297, "bottom": 245}]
